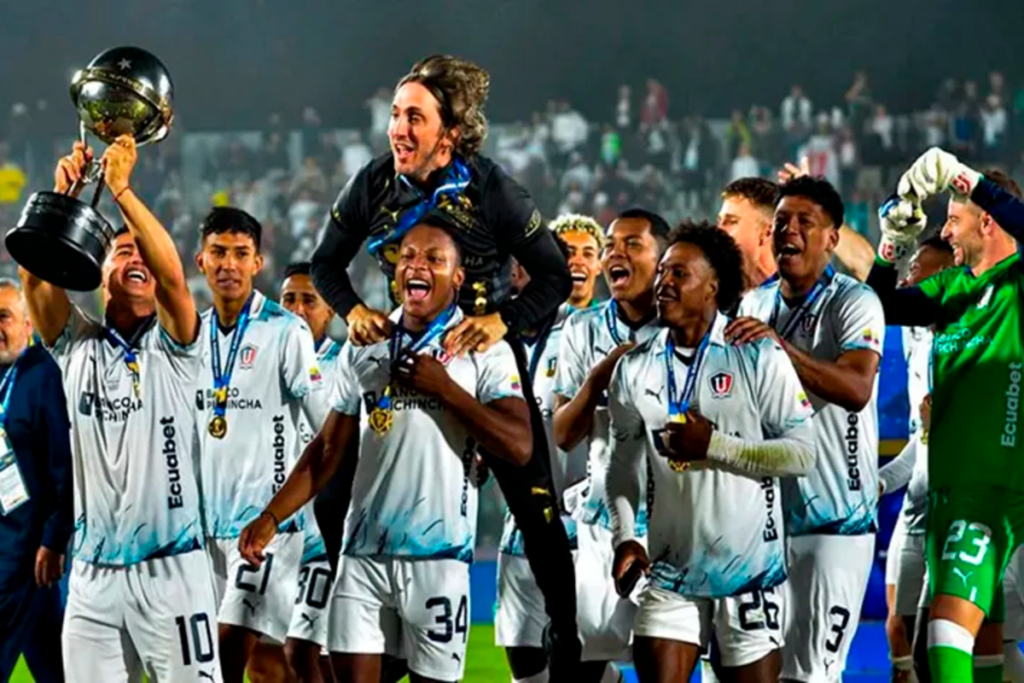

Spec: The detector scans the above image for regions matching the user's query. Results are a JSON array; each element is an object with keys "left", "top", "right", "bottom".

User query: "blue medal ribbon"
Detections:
[
  {"left": 380, "top": 303, "right": 459, "bottom": 410},
  {"left": 0, "top": 355, "right": 23, "bottom": 426},
  {"left": 103, "top": 316, "right": 154, "bottom": 400},
  {"left": 367, "top": 158, "right": 472, "bottom": 256},
  {"left": 525, "top": 316, "right": 556, "bottom": 381},
  {"left": 605, "top": 300, "right": 631, "bottom": 346},
  {"left": 664, "top": 318, "right": 715, "bottom": 420},
  {"left": 768, "top": 265, "right": 834, "bottom": 341},
  {"left": 210, "top": 293, "right": 256, "bottom": 420}
]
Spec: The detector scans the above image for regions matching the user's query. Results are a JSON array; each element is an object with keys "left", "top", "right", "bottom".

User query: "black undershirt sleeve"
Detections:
[
  {"left": 866, "top": 260, "right": 943, "bottom": 328},
  {"left": 311, "top": 167, "right": 373, "bottom": 320},
  {"left": 485, "top": 165, "right": 572, "bottom": 334}
]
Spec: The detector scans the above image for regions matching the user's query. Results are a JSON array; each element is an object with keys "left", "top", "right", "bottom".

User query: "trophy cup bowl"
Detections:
[{"left": 5, "top": 46, "right": 173, "bottom": 291}]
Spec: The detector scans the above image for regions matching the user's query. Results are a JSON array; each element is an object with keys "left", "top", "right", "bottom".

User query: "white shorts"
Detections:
[
  {"left": 495, "top": 553, "right": 546, "bottom": 649},
  {"left": 286, "top": 558, "right": 334, "bottom": 647},
  {"left": 634, "top": 584, "right": 784, "bottom": 668},
  {"left": 328, "top": 556, "right": 470, "bottom": 681},
  {"left": 575, "top": 521, "right": 639, "bottom": 662},
  {"left": 62, "top": 550, "right": 223, "bottom": 683},
  {"left": 895, "top": 533, "right": 927, "bottom": 617},
  {"left": 781, "top": 533, "right": 875, "bottom": 682},
  {"left": 885, "top": 513, "right": 907, "bottom": 586},
  {"left": 208, "top": 533, "right": 302, "bottom": 645}
]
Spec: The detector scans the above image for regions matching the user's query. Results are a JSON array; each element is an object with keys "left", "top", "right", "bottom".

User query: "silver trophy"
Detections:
[{"left": 5, "top": 46, "right": 174, "bottom": 291}]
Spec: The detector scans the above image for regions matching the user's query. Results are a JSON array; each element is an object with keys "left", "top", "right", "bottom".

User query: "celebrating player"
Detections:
[
  {"left": 552, "top": 208, "right": 669, "bottom": 680},
  {"left": 876, "top": 237, "right": 953, "bottom": 682},
  {"left": 608, "top": 221, "right": 816, "bottom": 682},
  {"left": 0, "top": 278, "right": 73, "bottom": 683},
  {"left": 496, "top": 214, "right": 603, "bottom": 683},
  {"left": 310, "top": 54, "right": 579, "bottom": 672},
  {"left": 552, "top": 213, "right": 606, "bottom": 312},
  {"left": 241, "top": 222, "right": 532, "bottom": 683},
  {"left": 730, "top": 176, "right": 885, "bottom": 682},
  {"left": 194, "top": 208, "right": 328, "bottom": 683},
  {"left": 279, "top": 261, "right": 342, "bottom": 683},
  {"left": 21, "top": 137, "right": 221, "bottom": 682},
  {"left": 868, "top": 148, "right": 1024, "bottom": 682}
]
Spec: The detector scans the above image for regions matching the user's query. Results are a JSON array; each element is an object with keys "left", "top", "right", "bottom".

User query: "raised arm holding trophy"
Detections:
[{"left": 5, "top": 46, "right": 173, "bottom": 291}]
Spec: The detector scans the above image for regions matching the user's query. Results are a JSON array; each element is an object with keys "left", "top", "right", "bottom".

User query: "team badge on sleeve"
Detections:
[
  {"left": 309, "top": 366, "right": 322, "bottom": 383},
  {"left": 546, "top": 358, "right": 557, "bottom": 378},
  {"left": 797, "top": 391, "right": 812, "bottom": 410},
  {"left": 861, "top": 328, "right": 882, "bottom": 350},
  {"left": 510, "top": 375, "right": 521, "bottom": 391},
  {"left": 709, "top": 371, "right": 733, "bottom": 398}
]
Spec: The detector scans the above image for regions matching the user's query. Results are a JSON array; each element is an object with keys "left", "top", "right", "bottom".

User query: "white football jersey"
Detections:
[
  {"left": 298, "top": 338, "right": 344, "bottom": 564},
  {"left": 608, "top": 316, "right": 815, "bottom": 598},
  {"left": 499, "top": 303, "right": 584, "bottom": 556},
  {"left": 903, "top": 326, "right": 932, "bottom": 438},
  {"left": 334, "top": 306, "right": 524, "bottom": 562},
  {"left": 739, "top": 272, "right": 884, "bottom": 536},
  {"left": 49, "top": 306, "right": 204, "bottom": 566},
  {"left": 555, "top": 300, "right": 660, "bottom": 532},
  {"left": 902, "top": 326, "right": 932, "bottom": 535},
  {"left": 196, "top": 291, "right": 329, "bottom": 539}
]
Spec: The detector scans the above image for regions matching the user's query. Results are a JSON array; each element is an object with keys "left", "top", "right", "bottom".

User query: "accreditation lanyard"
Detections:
[
  {"left": 379, "top": 304, "right": 459, "bottom": 410},
  {"left": 664, "top": 319, "right": 715, "bottom": 420},
  {"left": 210, "top": 293, "right": 255, "bottom": 420},
  {"left": 605, "top": 300, "right": 635, "bottom": 346},
  {"left": 0, "top": 354, "right": 27, "bottom": 515},
  {"left": 103, "top": 316, "right": 154, "bottom": 399},
  {"left": 768, "top": 265, "right": 834, "bottom": 341}
]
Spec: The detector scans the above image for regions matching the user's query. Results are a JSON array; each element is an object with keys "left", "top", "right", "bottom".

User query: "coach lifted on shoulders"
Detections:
[{"left": 310, "top": 55, "right": 580, "bottom": 673}]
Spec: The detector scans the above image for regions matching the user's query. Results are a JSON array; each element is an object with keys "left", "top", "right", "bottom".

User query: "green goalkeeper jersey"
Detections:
[{"left": 920, "top": 252, "right": 1024, "bottom": 491}]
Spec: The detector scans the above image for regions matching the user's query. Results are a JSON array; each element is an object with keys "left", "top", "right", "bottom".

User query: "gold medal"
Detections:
[
  {"left": 368, "top": 407, "right": 393, "bottom": 436},
  {"left": 668, "top": 457, "right": 690, "bottom": 473},
  {"left": 209, "top": 415, "right": 228, "bottom": 439}
]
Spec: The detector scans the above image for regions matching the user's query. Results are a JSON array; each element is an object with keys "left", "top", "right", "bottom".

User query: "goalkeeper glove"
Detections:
[
  {"left": 877, "top": 195, "right": 927, "bottom": 265},
  {"left": 897, "top": 147, "right": 983, "bottom": 201}
]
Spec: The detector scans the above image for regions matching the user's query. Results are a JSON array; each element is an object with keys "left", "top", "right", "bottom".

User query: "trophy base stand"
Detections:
[{"left": 5, "top": 191, "right": 116, "bottom": 292}]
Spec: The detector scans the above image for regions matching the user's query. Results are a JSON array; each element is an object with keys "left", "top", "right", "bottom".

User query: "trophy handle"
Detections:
[{"left": 66, "top": 122, "right": 106, "bottom": 209}]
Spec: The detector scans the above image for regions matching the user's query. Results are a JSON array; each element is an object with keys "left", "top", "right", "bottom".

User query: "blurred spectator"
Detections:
[
  {"left": 300, "top": 106, "right": 323, "bottom": 160},
  {"left": 561, "top": 152, "right": 594, "bottom": 194},
  {"left": 615, "top": 85, "right": 632, "bottom": 130},
  {"left": 290, "top": 156, "right": 329, "bottom": 200},
  {"left": 922, "top": 103, "right": 948, "bottom": 148},
  {"left": 781, "top": 84, "right": 813, "bottom": 135},
  {"left": 749, "top": 106, "right": 781, "bottom": 168},
  {"left": 636, "top": 164, "right": 670, "bottom": 210},
  {"left": 600, "top": 124, "right": 622, "bottom": 168},
  {"left": 981, "top": 94, "right": 1008, "bottom": 162},
  {"left": 318, "top": 132, "right": 341, "bottom": 175},
  {"left": 678, "top": 116, "right": 714, "bottom": 212},
  {"left": 799, "top": 114, "right": 840, "bottom": 190},
  {"left": 261, "top": 131, "right": 290, "bottom": 176},
  {"left": 288, "top": 188, "right": 321, "bottom": 240},
  {"left": 640, "top": 78, "right": 669, "bottom": 130},
  {"left": 342, "top": 131, "right": 373, "bottom": 177},
  {"left": 725, "top": 110, "right": 753, "bottom": 161},
  {"left": 0, "top": 142, "right": 27, "bottom": 206},
  {"left": 870, "top": 104, "right": 895, "bottom": 151},
  {"left": 838, "top": 127, "right": 859, "bottom": 196},
  {"left": 938, "top": 78, "right": 960, "bottom": 112},
  {"left": 949, "top": 101, "right": 979, "bottom": 157},
  {"left": 550, "top": 100, "right": 589, "bottom": 164},
  {"left": 845, "top": 71, "right": 874, "bottom": 134},
  {"left": 365, "top": 87, "right": 392, "bottom": 153},
  {"left": 729, "top": 142, "right": 760, "bottom": 182},
  {"left": 989, "top": 71, "right": 1006, "bottom": 101}
]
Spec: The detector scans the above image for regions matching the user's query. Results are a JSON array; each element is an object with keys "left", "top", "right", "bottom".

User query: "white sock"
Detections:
[
  {"left": 928, "top": 618, "right": 974, "bottom": 654},
  {"left": 1003, "top": 642, "right": 1024, "bottom": 683},
  {"left": 892, "top": 654, "right": 918, "bottom": 681},
  {"left": 513, "top": 671, "right": 549, "bottom": 683}
]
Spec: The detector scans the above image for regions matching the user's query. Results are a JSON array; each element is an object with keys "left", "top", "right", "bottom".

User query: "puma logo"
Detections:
[
  {"left": 953, "top": 567, "right": 973, "bottom": 587},
  {"left": 199, "top": 671, "right": 215, "bottom": 680},
  {"left": 368, "top": 355, "right": 387, "bottom": 368},
  {"left": 451, "top": 653, "right": 462, "bottom": 663},
  {"left": 824, "top": 658, "right": 835, "bottom": 675},
  {"left": 243, "top": 598, "right": 259, "bottom": 615},
  {"left": 644, "top": 388, "right": 661, "bottom": 403},
  {"left": 301, "top": 613, "right": 318, "bottom": 628}
]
